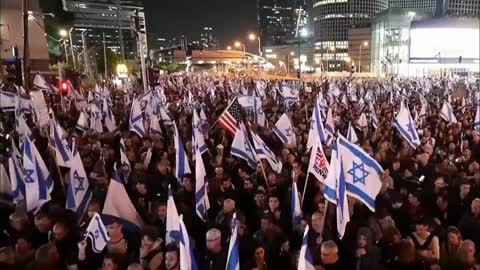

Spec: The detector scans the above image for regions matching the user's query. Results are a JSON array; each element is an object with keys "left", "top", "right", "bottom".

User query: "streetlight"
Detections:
[
  {"left": 227, "top": 46, "right": 232, "bottom": 50},
  {"left": 248, "top": 33, "right": 262, "bottom": 56},
  {"left": 59, "top": 29, "right": 70, "bottom": 65},
  {"left": 234, "top": 41, "right": 246, "bottom": 54},
  {"left": 59, "top": 29, "right": 68, "bottom": 38},
  {"left": 297, "top": 28, "right": 309, "bottom": 79},
  {"left": 359, "top": 41, "right": 368, "bottom": 73}
]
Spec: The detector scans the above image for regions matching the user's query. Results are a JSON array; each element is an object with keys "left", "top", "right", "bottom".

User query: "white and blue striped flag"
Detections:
[
  {"left": 250, "top": 131, "right": 281, "bottom": 173},
  {"left": 119, "top": 138, "right": 131, "bottom": 178},
  {"left": 346, "top": 122, "right": 358, "bottom": 144},
  {"left": 9, "top": 155, "right": 25, "bottom": 203},
  {"left": 102, "top": 172, "right": 143, "bottom": 227},
  {"left": 337, "top": 135, "right": 383, "bottom": 212},
  {"left": 149, "top": 115, "right": 162, "bottom": 136},
  {"left": 174, "top": 123, "right": 191, "bottom": 181},
  {"left": 66, "top": 141, "right": 92, "bottom": 220},
  {"left": 306, "top": 98, "right": 328, "bottom": 150},
  {"left": 298, "top": 225, "right": 315, "bottom": 270},
  {"left": 129, "top": 98, "right": 146, "bottom": 138},
  {"left": 475, "top": 105, "right": 480, "bottom": 132},
  {"left": 179, "top": 215, "right": 199, "bottom": 270},
  {"left": 273, "top": 113, "right": 296, "bottom": 147},
  {"left": 166, "top": 184, "right": 180, "bottom": 244},
  {"left": 85, "top": 213, "right": 110, "bottom": 253},
  {"left": 76, "top": 111, "right": 89, "bottom": 132},
  {"left": 193, "top": 110, "right": 208, "bottom": 156},
  {"left": 103, "top": 97, "right": 117, "bottom": 132},
  {"left": 393, "top": 102, "right": 420, "bottom": 148},
  {"left": 231, "top": 124, "right": 257, "bottom": 169},
  {"left": 291, "top": 178, "right": 302, "bottom": 226},
  {"left": 89, "top": 103, "right": 104, "bottom": 134},
  {"left": 49, "top": 117, "right": 71, "bottom": 167},
  {"left": 16, "top": 113, "right": 32, "bottom": 138},
  {"left": 325, "top": 107, "right": 335, "bottom": 143},
  {"left": 22, "top": 136, "right": 51, "bottom": 212},
  {"left": 226, "top": 213, "right": 240, "bottom": 270},
  {"left": 440, "top": 101, "right": 457, "bottom": 124},
  {"left": 194, "top": 139, "right": 210, "bottom": 222}
]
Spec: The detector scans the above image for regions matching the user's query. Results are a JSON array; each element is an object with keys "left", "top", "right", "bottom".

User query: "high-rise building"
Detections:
[
  {"left": 63, "top": 0, "right": 144, "bottom": 61},
  {"left": 389, "top": 0, "right": 480, "bottom": 16},
  {"left": 389, "top": 0, "right": 437, "bottom": 13},
  {"left": 312, "top": 0, "right": 388, "bottom": 71},
  {"left": 200, "top": 27, "right": 219, "bottom": 50},
  {"left": 258, "top": 0, "right": 296, "bottom": 46}
]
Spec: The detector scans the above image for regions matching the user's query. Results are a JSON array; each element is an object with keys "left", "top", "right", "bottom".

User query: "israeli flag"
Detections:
[
  {"left": 281, "top": 83, "right": 299, "bottom": 108},
  {"left": 226, "top": 213, "right": 240, "bottom": 270},
  {"left": 475, "top": 105, "right": 480, "bottom": 132},
  {"left": 250, "top": 131, "right": 281, "bottom": 173},
  {"left": 193, "top": 110, "right": 208, "bottom": 155},
  {"left": 76, "top": 111, "right": 89, "bottom": 132},
  {"left": 194, "top": 141, "right": 210, "bottom": 222},
  {"left": 291, "top": 179, "right": 302, "bottom": 226},
  {"left": 231, "top": 124, "right": 257, "bottom": 169},
  {"left": 199, "top": 108, "right": 208, "bottom": 128},
  {"left": 393, "top": 102, "right": 420, "bottom": 148},
  {"left": 357, "top": 113, "right": 368, "bottom": 129},
  {"left": 369, "top": 103, "right": 379, "bottom": 129},
  {"left": 337, "top": 135, "right": 383, "bottom": 212},
  {"left": 0, "top": 163, "right": 11, "bottom": 196},
  {"left": 440, "top": 101, "right": 457, "bottom": 124},
  {"left": 9, "top": 156, "right": 25, "bottom": 203},
  {"left": 298, "top": 225, "right": 315, "bottom": 270},
  {"left": 103, "top": 97, "right": 117, "bottom": 132},
  {"left": 237, "top": 96, "right": 265, "bottom": 126},
  {"left": 49, "top": 117, "right": 71, "bottom": 167},
  {"left": 33, "top": 73, "right": 53, "bottom": 92},
  {"left": 0, "top": 90, "right": 17, "bottom": 112},
  {"left": 174, "top": 123, "right": 191, "bottom": 181},
  {"left": 23, "top": 136, "right": 51, "bottom": 212},
  {"left": 129, "top": 99, "right": 146, "bottom": 138},
  {"left": 85, "top": 213, "right": 110, "bottom": 253},
  {"left": 324, "top": 141, "right": 350, "bottom": 238},
  {"left": 273, "top": 113, "right": 296, "bottom": 147},
  {"left": 166, "top": 185, "right": 180, "bottom": 244},
  {"left": 159, "top": 107, "right": 173, "bottom": 125},
  {"left": 119, "top": 138, "right": 131, "bottom": 177},
  {"left": 102, "top": 172, "right": 143, "bottom": 227},
  {"left": 306, "top": 99, "right": 327, "bottom": 150},
  {"left": 66, "top": 141, "right": 92, "bottom": 220},
  {"left": 89, "top": 103, "right": 103, "bottom": 133},
  {"left": 325, "top": 107, "right": 335, "bottom": 142},
  {"left": 346, "top": 122, "right": 358, "bottom": 144},
  {"left": 179, "top": 215, "right": 199, "bottom": 270},
  {"left": 16, "top": 113, "right": 32, "bottom": 138}
]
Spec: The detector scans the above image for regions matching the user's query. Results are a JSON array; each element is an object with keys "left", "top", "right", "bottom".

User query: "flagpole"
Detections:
[
  {"left": 49, "top": 145, "right": 67, "bottom": 195},
  {"left": 300, "top": 174, "right": 309, "bottom": 207},
  {"left": 258, "top": 161, "right": 271, "bottom": 192}
]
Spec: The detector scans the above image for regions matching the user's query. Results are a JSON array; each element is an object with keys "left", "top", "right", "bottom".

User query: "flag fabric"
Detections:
[
  {"left": 194, "top": 140, "right": 210, "bottom": 222},
  {"left": 307, "top": 139, "right": 330, "bottom": 184},
  {"left": 149, "top": 115, "right": 163, "bottom": 136},
  {"left": 66, "top": 141, "right": 92, "bottom": 220},
  {"left": 357, "top": 113, "right": 368, "bottom": 128},
  {"left": 325, "top": 107, "right": 335, "bottom": 142},
  {"left": 231, "top": 124, "right": 257, "bottom": 169},
  {"left": 291, "top": 179, "right": 302, "bottom": 226},
  {"left": 192, "top": 110, "right": 208, "bottom": 155},
  {"left": 9, "top": 156, "right": 25, "bottom": 203},
  {"left": 129, "top": 99, "right": 146, "bottom": 138},
  {"left": 49, "top": 117, "right": 71, "bottom": 167},
  {"left": 369, "top": 103, "right": 379, "bottom": 129},
  {"left": 103, "top": 97, "right": 117, "bottom": 132},
  {"left": 22, "top": 136, "right": 51, "bottom": 212},
  {"left": 159, "top": 107, "right": 173, "bottom": 125},
  {"left": 102, "top": 172, "right": 143, "bottom": 227},
  {"left": 16, "top": 113, "right": 32, "bottom": 138},
  {"left": 226, "top": 213, "right": 240, "bottom": 270},
  {"left": 475, "top": 105, "right": 480, "bottom": 132},
  {"left": 76, "top": 111, "right": 89, "bottom": 132},
  {"left": 33, "top": 73, "right": 53, "bottom": 92},
  {"left": 0, "top": 163, "right": 12, "bottom": 196},
  {"left": 346, "top": 122, "right": 358, "bottom": 144},
  {"left": 336, "top": 135, "right": 383, "bottom": 212},
  {"left": 250, "top": 131, "right": 281, "bottom": 173},
  {"left": 306, "top": 99, "right": 327, "bottom": 150},
  {"left": 166, "top": 185, "right": 180, "bottom": 244},
  {"left": 85, "top": 213, "right": 110, "bottom": 253},
  {"left": 179, "top": 215, "right": 199, "bottom": 270},
  {"left": 298, "top": 225, "right": 315, "bottom": 270},
  {"left": 0, "top": 91, "right": 17, "bottom": 112},
  {"left": 218, "top": 98, "right": 244, "bottom": 136},
  {"left": 393, "top": 102, "right": 420, "bottom": 148},
  {"left": 273, "top": 113, "right": 296, "bottom": 147},
  {"left": 440, "top": 101, "right": 458, "bottom": 124},
  {"left": 89, "top": 103, "right": 104, "bottom": 133},
  {"left": 173, "top": 123, "right": 191, "bottom": 181},
  {"left": 237, "top": 96, "right": 265, "bottom": 127}
]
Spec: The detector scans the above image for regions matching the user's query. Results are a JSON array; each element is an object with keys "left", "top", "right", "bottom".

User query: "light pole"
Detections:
[
  {"left": 234, "top": 41, "right": 246, "bottom": 65},
  {"left": 248, "top": 33, "right": 261, "bottom": 56},
  {"left": 68, "top": 28, "right": 76, "bottom": 70},
  {"left": 297, "top": 28, "right": 308, "bottom": 79},
  {"left": 59, "top": 29, "right": 70, "bottom": 65},
  {"left": 359, "top": 41, "right": 368, "bottom": 73}
]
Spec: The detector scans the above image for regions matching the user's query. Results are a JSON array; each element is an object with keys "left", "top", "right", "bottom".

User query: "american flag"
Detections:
[{"left": 218, "top": 98, "right": 244, "bottom": 136}]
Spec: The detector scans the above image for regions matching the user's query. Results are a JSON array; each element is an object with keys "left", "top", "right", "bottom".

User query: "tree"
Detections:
[{"left": 95, "top": 46, "right": 122, "bottom": 75}]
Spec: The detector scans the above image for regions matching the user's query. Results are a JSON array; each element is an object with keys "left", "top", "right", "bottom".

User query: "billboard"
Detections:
[{"left": 410, "top": 28, "right": 479, "bottom": 59}]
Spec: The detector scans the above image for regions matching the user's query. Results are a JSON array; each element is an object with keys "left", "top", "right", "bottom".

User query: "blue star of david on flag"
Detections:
[
  {"left": 73, "top": 170, "right": 85, "bottom": 195},
  {"left": 24, "top": 169, "right": 35, "bottom": 183},
  {"left": 347, "top": 161, "right": 370, "bottom": 185}
]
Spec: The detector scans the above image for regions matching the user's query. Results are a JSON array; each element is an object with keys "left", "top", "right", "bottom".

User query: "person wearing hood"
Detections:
[{"left": 354, "top": 227, "right": 382, "bottom": 270}]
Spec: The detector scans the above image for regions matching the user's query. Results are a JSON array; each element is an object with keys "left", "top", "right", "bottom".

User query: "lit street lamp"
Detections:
[
  {"left": 227, "top": 46, "right": 232, "bottom": 50},
  {"left": 297, "top": 28, "right": 308, "bottom": 78},
  {"left": 248, "top": 33, "right": 262, "bottom": 56},
  {"left": 359, "top": 41, "right": 368, "bottom": 73}
]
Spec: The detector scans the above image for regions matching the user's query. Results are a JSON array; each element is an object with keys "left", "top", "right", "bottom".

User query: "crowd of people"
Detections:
[{"left": 0, "top": 72, "right": 479, "bottom": 270}]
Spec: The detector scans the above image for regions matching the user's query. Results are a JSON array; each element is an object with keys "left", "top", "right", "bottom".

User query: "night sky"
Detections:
[{"left": 144, "top": 0, "right": 259, "bottom": 51}]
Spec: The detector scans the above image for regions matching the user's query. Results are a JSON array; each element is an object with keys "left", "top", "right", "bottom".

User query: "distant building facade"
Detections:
[{"left": 200, "top": 27, "right": 219, "bottom": 50}]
